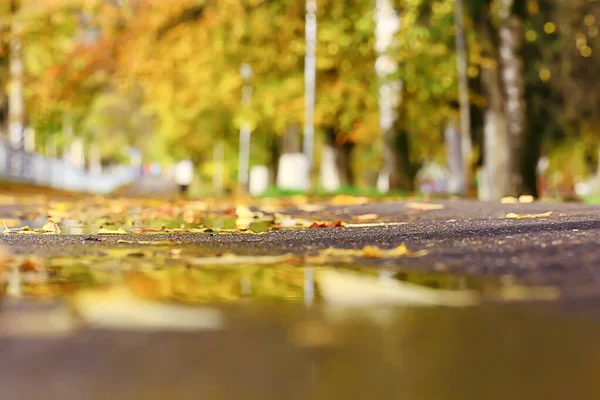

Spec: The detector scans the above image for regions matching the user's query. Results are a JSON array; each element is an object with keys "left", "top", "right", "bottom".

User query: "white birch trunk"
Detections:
[
  {"left": 8, "top": 15, "right": 24, "bottom": 149},
  {"left": 445, "top": 116, "right": 465, "bottom": 195},
  {"left": 374, "top": 0, "right": 401, "bottom": 193}
]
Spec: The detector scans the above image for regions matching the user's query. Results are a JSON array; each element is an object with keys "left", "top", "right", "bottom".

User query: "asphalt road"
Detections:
[
  {"left": 2, "top": 199, "right": 600, "bottom": 291},
  {"left": 2, "top": 199, "right": 600, "bottom": 399}
]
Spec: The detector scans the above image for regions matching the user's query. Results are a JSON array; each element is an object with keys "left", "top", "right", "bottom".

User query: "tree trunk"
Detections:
[
  {"left": 269, "top": 135, "right": 280, "bottom": 186},
  {"left": 445, "top": 115, "right": 465, "bottom": 195},
  {"left": 374, "top": 0, "right": 402, "bottom": 193},
  {"left": 335, "top": 141, "right": 355, "bottom": 187},
  {"left": 8, "top": 0, "right": 24, "bottom": 149},
  {"left": 476, "top": 0, "right": 527, "bottom": 199},
  {"left": 389, "top": 127, "right": 417, "bottom": 192},
  {"left": 498, "top": 0, "right": 527, "bottom": 194},
  {"left": 282, "top": 123, "right": 301, "bottom": 154},
  {"left": 454, "top": 0, "right": 472, "bottom": 194},
  {"left": 321, "top": 129, "right": 355, "bottom": 190}
]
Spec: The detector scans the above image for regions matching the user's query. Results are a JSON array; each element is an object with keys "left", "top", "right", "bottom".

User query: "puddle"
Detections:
[
  {"left": 0, "top": 251, "right": 596, "bottom": 399},
  {"left": 3, "top": 251, "right": 559, "bottom": 307}
]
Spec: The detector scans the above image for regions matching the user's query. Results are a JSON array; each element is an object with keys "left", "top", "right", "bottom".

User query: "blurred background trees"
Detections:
[{"left": 0, "top": 0, "right": 598, "bottom": 199}]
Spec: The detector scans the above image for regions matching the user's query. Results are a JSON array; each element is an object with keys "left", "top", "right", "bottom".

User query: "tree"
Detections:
[{"left": 473, "top": 0, "right": 528, "bottom": 199}]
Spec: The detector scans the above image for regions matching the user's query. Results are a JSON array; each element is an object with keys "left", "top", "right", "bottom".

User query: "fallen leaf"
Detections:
[
  {"left": 309, "top": 220, "right": 345, "bottom": 228},
  {"left": 518, "top": 195, "right": 535, "bottom": 204},
  {"left": 505, "top": 211, "right": 552, "bottom": 219},
  {"left": 406, "top": 202, "right": 445, "bottom": 211},
  {"left": 188, "top": 253, "right": 297, "bottom": 266},
  {"left": 353, "top": 213, "right": 379, "bottom": 221},
  {"left": 2, "top": 220, "right": 11, "bottom": 234},
  {"left": 500, "top": 196, "right": 518, "bottom": 204},
  {"left": 42, "top": 219, "right": 61, "bottom": 234},
  {"left": 319, "top": 244, "right": 428, "bottom": 260},
  {"left": 98, "top": 227, "right": 128, "bottom": 235}
]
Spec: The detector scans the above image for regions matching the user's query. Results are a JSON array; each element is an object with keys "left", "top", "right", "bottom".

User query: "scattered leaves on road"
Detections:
[{"left": 505, "top": 211, "right": 553, "bottom": 219}]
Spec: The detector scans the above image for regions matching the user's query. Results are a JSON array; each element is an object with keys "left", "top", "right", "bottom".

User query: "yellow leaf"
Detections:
[
  {"left": 406, "top": 202, "right": 445, "bottom": 211},
  {"left": 354, "top": 213, "right": 378, "bottom": 221},
  {"left": 518, "top": 195, "right": 535, "bottom": 204},
  {"left": 42, "top": 219, "right": 61, "bottom": 234},
  {"left": 98, "top": 227, "right": 128, "bottom": 235},
  {"left": 505, "top": 211, "right": 552, "bottom": 219},
  {"left": 500, "top": 196, "right": 518, "bottom": 204},
  {"left": 320, "top": 244, "right": 428, "bottom": 260}
]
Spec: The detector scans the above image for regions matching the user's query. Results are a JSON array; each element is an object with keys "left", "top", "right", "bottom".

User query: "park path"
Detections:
[
  {"left": 1, "top": 198, "right": 600, "bottom": 399},
  {"left": 114, "top": 175, "right": 179, "bottom": 198}
]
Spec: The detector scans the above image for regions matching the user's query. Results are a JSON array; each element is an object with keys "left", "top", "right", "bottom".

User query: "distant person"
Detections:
[{"left": 175, "top": 159, "right": 193, "bottom": 197}]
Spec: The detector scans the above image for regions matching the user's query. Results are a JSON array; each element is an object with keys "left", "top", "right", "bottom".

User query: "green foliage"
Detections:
[{"left": 0, "top": 0, "right": 597, "bottom": 196}]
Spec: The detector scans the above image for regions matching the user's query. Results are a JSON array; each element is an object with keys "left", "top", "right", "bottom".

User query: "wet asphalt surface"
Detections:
[
  {"left": 2, "top": 199, "right": 600, "bottom": 291},
  {"left": 3, "top": 199, "right": 600, "bottom": 399}
]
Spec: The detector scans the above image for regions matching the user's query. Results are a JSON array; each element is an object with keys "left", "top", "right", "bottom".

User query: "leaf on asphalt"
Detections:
[
  {"left": 10, "top": 225, "right": 37, "bottom": 234},
  {"left": 309, "top": 220, "right": 345, "bottom": 228},
  {"left": 406, "top": 202, "right": 445, "bottom": 211},
  {"left": 2, "top": 220, "right": 11, "bottom": 234},
  {"left": 42, "top": 219, "right": 61, "bottom": 234},
  {"left": 353, "top": 213, "right": 379, "bottom": 221},
  {"left": 319, "top": 244, "right": 428, "bottom": 260},
  {"left": 502, "top": 195, "right": 535, "bottom": 205},
  {"left": 505, "top": 211, "right": 553, "bottom": 219},
  {"left": 518, "top": 195, "right": 535, "bottom": 203},
  {"left": 187, "top": 253, "right": 298, "bottom": 266},
  {"left": 131, "top": 227, "right": 167, "bottom": 234},
  {"left": 98, "top": 227, "right": 128, "bottom": 235},
  {"left": 500, "top": 196, "right": 518, "bottom": 204}
]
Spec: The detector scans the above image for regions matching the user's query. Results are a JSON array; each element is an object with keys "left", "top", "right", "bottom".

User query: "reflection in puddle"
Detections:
[
  {"left": 4, "top": 253, "right": 559, "bottom": 308},
  {"left": 0, "top": 253, "right": 594, "bottom": 399}
]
